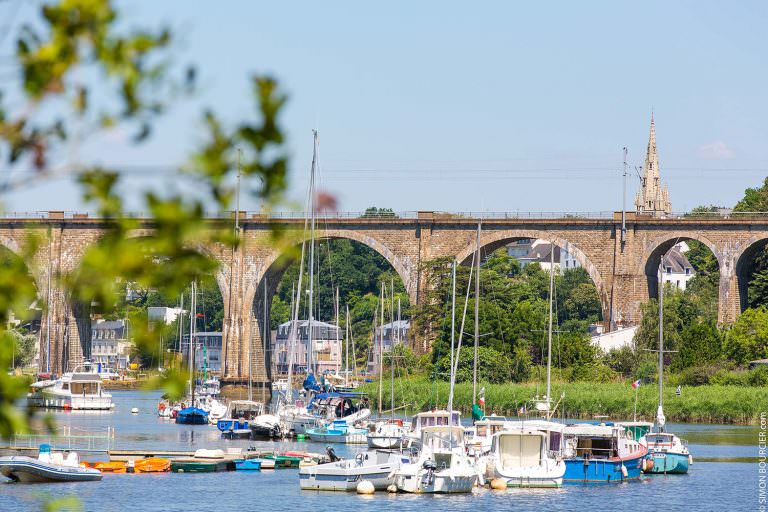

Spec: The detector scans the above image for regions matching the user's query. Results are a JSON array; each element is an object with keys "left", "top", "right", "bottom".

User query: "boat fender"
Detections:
[
  {"left": 356, "top": 480, "right": 375, "bottom": 494},
  {"left": 641, "top": 459, "right": 647, "bottom": 473},
  {"left": 620, "top": 464, "right": 628, "bottom": 478},
  {"left": 127, "top": 459, "right": 135, "bottom": 474},
  {"left": 387, "top": 484, "right": 398, "bottom": 493},
  {"left": 688, "top": 455, "right": 693, "bottom": 466},
  {"left": 490, "top": 478, "right": 507, "bottom": 490}
]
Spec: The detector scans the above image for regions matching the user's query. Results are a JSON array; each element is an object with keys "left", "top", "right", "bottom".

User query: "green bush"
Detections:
[
  {"left": 747, "top": 366, "right": 768, "bottom": 386},
  {"left": 567, "top": 363, "right": 619, "bottom": 383},
  {"left": 678, "top": 365, "right": 719, "bottom": 386}
]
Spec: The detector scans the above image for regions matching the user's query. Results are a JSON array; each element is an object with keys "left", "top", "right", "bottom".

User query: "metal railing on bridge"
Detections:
[{"left": 4, "top": 210, "right": 768, "bottom": 221}]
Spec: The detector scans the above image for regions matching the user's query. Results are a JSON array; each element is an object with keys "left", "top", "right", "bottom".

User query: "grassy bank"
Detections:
[{"left": 358, "top": 377, "right": 766, "bottom": 425}]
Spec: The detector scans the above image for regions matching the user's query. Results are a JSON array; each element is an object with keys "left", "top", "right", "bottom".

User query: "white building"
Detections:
[
  {"left": 91, "top": 319, "right": 132, "bottom": 369},
  {"left": 591, "top": 325, "right": 638, "bottom": 352},
  {"left": 367, "top": 319, "right": 411, "bottom": 374},
  {"left": 507, "top": 239, "right": 581, "bottom": 274},
  {"left": 148, "top": 306, "right": 184, "bottom": 325},
  {"left": 661, "top": 244, "right": 695, "bottom": 291},
  {"left": 273, "top": 320, "right": 343, "bottom": 375}
]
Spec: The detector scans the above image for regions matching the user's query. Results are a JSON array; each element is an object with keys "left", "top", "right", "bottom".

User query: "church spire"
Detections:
[{"left": 635, "top": 113, "right": 672, "bottom": 217}]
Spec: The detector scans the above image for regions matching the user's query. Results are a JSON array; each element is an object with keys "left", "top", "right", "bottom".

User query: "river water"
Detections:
[{"left": 1, "top": 390, "right": 758, "bottom": 511}]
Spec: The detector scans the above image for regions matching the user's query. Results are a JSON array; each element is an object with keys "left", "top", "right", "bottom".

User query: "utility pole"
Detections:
[{"left": 621, "top": 146, "right": 627, "bottom": 248}]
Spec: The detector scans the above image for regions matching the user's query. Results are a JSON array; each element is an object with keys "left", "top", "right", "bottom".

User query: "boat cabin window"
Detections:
[
  {"left": 491, "top": 424, "right": 504, "bottom": 435},
  {"left": 422, "top": 429, "right": 463, "bottom": 451},
  {"left": 575, "top": 437, "right": 615, "bottom": 459},
  {"left": 476, "top": 424, "right": 488, "bottom": 437},
  {"left": 549, "top": 431, "right": 562, "bottom": 452},
  {"left": 70, "top": 382, "right": 99, "bottom": 395},
  {"left": 62, "top": 383, "right": 69, "bottom": 390}
]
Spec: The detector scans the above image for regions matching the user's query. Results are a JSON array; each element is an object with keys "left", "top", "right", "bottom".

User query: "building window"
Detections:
[
  {"left": 676, "top": 280, "right": 680, "bottom": 288},
  {"left": 685, "top": 268, "right": 690, "bottom": 275}
]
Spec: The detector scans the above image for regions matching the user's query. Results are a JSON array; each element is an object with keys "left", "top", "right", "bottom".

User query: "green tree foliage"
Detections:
[
  {"left": 412, "top": 248, "right": 602, "bottom": 380},
  {"left": 723, "top": 307, "right": 768, "bottom": 365},
  {"left": 434, "top": 346, "right": 519, "bottom": 384},
  {"left": 0, "top": 0, "right": 290, "bottom": 438},
  {"left": 734, "top": 177, "right": 768, "bottom": 212},
  {"left": 10, "top": 329, "right": 38, "bottom": 368}
]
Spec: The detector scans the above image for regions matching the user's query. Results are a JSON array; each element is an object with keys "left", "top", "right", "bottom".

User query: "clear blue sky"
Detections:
[{"left": 2, "top": 0, "right": 767, "bottom": 214}]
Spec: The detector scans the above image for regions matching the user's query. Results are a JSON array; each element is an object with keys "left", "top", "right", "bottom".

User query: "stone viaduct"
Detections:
[{"left": 4, "top": 210, "right": 768, "bottom": 392}]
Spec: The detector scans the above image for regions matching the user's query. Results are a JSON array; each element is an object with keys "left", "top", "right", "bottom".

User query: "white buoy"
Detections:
[
  {"left": 131, "top": 407, "right": 139, "bottom": 414},
  {"left": 621, "top": 464, "right": 628, "bottom": 478},
  {"left": 386, "top": 484, "right": 398, "bottom": 493},
  {"left": 356, "top": 480, "right": 375, "bottom": 494},
  {"left": 688, "top": 454, "right": 693, "bottom": 466},
  {"left": 490, "top": 478, "right": 507, "bottom": 490}
]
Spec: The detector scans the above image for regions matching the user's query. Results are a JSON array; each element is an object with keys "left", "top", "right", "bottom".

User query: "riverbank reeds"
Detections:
[{"left": 359, "top": 376, "right": 766, "bottom": 425}]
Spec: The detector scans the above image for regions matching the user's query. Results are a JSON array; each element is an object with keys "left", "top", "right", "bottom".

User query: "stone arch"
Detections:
[
  {"left": 733, "top": 235, "right": 768, "bottom": 313},
  {"left": 454, "top": 229, "right": 609, "bottom": 322},
  {"left": 640, "top": 232, "right": 722, "bottom": 301},
  {"left": 250, "top": 229, "right": 413, "bottom": 381}
]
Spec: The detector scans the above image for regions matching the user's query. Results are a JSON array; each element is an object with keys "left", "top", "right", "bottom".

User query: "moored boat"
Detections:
[
  {"left": 27, "top": 363, "right": 114, "bottom": 411},
  {"left": 175, "top": 407, "right": 209, "bottom": 425},
  {"left": 562, "top": 424, "right": 647, "bottom": 483},
  {"left": 482, "top": 426, "right": 565, "bottom": 488},
  {"left": 299, "top": 449, "right": 408, "bottom": 491},
  {"left": 234, "top": 459, "right": 262, "bottom": 471},
  {"left": 394, "top": 426, "right": 479, "bottom": 494},
  {"left": 307, "top": 419, "right": 367, "bottom": 444},
  {"left": 367, "top": 419, "right": 408, "bottom": 449},
  {"left": 0, "top": 445, "right": 102, "bottom": 483}
]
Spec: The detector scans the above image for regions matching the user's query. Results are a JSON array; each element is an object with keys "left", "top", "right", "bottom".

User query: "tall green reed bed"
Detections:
[{"left": 359, "top": 377, "right": 766, "bottom": 425}]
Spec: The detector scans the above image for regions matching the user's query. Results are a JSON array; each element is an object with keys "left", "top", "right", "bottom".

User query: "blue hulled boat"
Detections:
[
  {"left": 642, "top": 431, "right": 690, "bottom": 474},
  {"left": 217, "top": 400, "right": 264, "bottom": 438},
  {"left": 175, "top": 407, "right": 209, "bottom": 425},
  {"left": 562, "top": 424, "right": 647, "bottom": 483}
]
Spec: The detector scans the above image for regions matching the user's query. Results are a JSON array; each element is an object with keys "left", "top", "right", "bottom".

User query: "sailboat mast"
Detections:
[
  {"left": 344, "top": 303, "right": 350, "bottom": 387},
  {"left": 377, "top": 284, "right": 384, "bottom": 417},
  {"left": 346, "top": 303, "right": 355, "bottom": 380},
  {"left": 658, "top": 261, "right": 664, "bottom": 415},
  {"left": 473, "top": 221, "right": 481, "bottom": 404},
  {"left": 448, "top": 260, "right": 457, "bottom": 412},
  {"left": 307, "top": 130, "right": 318, "bottom": 376},
  {"left": 393, "top": 297, "right": 400, "bottom": 421},
  {"left": 546, "top": 242, "right": 555, "bottom": 416},
  {"left": 190, "top": 281, "right": 197, "bottom": 406},
  {"left": 335, "top": 286, "right": 340, "bottom": 380}
]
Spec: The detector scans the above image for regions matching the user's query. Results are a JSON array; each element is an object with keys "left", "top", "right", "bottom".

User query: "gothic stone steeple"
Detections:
[{"left": 635, "top": 113, "right": 672, "bottom": 217}]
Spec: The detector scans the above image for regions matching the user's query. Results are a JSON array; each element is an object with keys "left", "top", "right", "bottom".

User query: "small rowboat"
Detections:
[
  {"left": 234, "top": 459, "right": 262, "bottom": 471},
  {"left": 170, "top": 460, "right": 218, "bottom": 473},
  {"left": 134, "top": 458, "right": 170, "bottom": 473},
  {"left": 263, "top": 454, "right": 302, "bottom": 468}
]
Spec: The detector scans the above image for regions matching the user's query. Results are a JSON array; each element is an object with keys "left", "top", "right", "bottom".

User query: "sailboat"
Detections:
[
  {"left": 638, "top": 261, "right": 692, "bottom": 474},
  {"left": 176, "top": 281, "right": 210, "bottom": 425}
]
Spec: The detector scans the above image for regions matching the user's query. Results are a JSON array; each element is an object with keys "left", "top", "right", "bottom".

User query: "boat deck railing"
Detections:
[{"left": 10, "top": 426, "right": 115, "bottom": 453}]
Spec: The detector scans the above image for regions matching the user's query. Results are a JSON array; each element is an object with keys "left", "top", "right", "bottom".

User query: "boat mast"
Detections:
[
  {"left": 448, "top": 260, "right": 457, "bottom": 412},
  {"left": 657, "top": 261, "right": 665, "bottom": 429},
  {"left": 190, "top": 281, "right": 197, "bottom": 406},
  {"left": 344, "top": 302, "right": 349, "bottom": 388},
  {"left": 393, "top": 296, "right": 400, "bottom": 421},
  {"left": 546, "top": 241, "right": 555, "bottom": 418},
  {"left": 473, "top": 221, "right": 481, "bottom": 404},
  {"left": 346, "top": 303, "right": 355, "bottom": 381},
  {"left": 335, "top": 286, "right": 340, "bottom": 380},
  {"left": 307, "top": 130, "right": 318, "bottom": 377},
  {"left": 378, "top": 282, "right": 384, "bottom": 417}
]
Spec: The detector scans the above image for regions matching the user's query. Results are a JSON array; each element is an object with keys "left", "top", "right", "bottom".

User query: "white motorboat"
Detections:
[
  {"left": 27, "top": 363, "right": 114, "bottom": 411},
  {"left": 250, "top": 414, "right": 283, "bottom": 438},
  {"left": 306, "top": 419, "right": 368, "bottom": 444},
  {"left": 405, "top": 409, "right": 461, "bottom": 445},
  {"left": 299, "top": 449, "right": 409, "bottom": 491},
  {"left": 394, "top": 426, "right": 479, "bottom": 494},
  {"left": 0, "top": 445, "right": 101, "bottom": 483},
  {"left": 482, "top": 424, "right": 566, "bottom": 488},
  {"left": 367, "top": 419, "right": 409, "bottom": 449},
  {"left": 467, "top": 415, "right": 510, "bottom": 456}
]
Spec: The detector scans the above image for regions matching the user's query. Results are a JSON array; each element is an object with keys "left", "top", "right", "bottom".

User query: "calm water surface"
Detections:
[{"left": 1, "top": 390, "right": 757, "bottom": 511}]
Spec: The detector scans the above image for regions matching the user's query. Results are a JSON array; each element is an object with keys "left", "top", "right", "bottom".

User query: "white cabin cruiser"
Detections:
[
  {"left": 394, "top": 426, "right": 479, "bottom": 494},
  {"left": 27, "top": 363, "right": 114, "bottom": 411},
  {"left": 299, "top": 449, "right": 409, "bottom": 491},
  {"left": 367, "top": 419, "right": 409, "bottom": 449},
  {"left": 482, "top": 421, "right": 566, "bottom": 488}
]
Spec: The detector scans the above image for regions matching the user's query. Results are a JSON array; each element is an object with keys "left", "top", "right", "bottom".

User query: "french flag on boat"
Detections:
[{"left": 632, "top": 379, "right": 641, "bottom": 389}]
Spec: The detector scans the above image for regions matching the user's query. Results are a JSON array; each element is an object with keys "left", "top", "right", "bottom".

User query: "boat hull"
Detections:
[
  {"left": 235, "top": 459, "right": 262, "bottom": 471},
  {"left": 367, "top": 435, "right": 404, "bottom": 449},
  {"left": 308, "top": 431, "right": 367, "bottom": 444},
  {"left": 394, "top": 471, "right": 477, "bottom": 493},
  {"left": 492, "top": 462, "right": 565, "bottom": 488},
  {"left": 645, "top": 451, "right": 690, "bottom": 474},
  {"left": 0, "top": 456, "right": 102, "bottom": 483},
  {"left": 563, "top": 454, "right": 644, "bottom": 483},
  {"left": 27, "top": 394, "right": 114, "bottom": 411}
]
